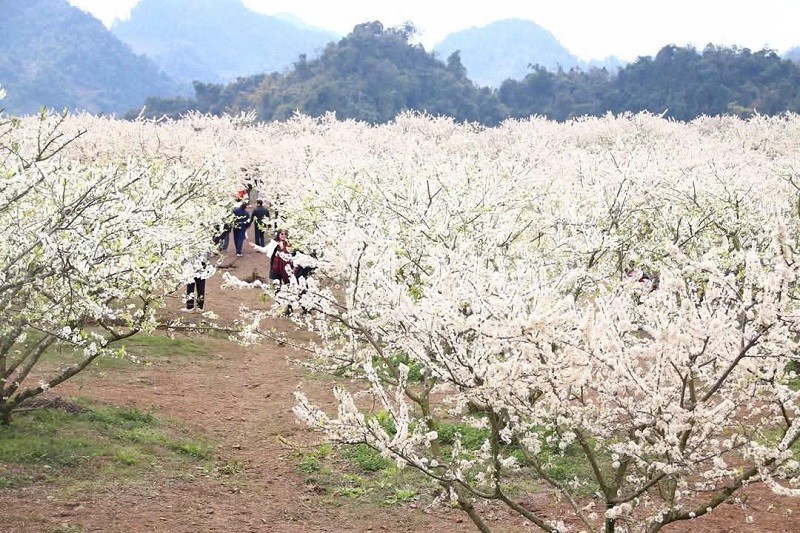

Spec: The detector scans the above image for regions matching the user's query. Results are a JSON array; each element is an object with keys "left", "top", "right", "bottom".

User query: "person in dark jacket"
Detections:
[
  {"left": 213, "top": 219, "right": 231, "bottom": 252},
  {"left": 231, "top": 200, "right": 251, "bottom": 257},
  {"left": 250, "top": 199, "right": 271, "bottom": 247}
]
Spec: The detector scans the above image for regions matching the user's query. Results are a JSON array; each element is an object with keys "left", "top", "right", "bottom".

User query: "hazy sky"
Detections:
[{"left": 68, "top": 0, "right": 800, "bottom": 61}]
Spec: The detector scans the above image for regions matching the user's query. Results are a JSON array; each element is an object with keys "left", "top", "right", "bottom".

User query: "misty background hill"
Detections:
[
  {"left": 110, "top": 0, "right": 340, "bottom": 85},
  {"left": 0, "top": 0, "right": 180, "bottom": 115},
  {"left": 433, "top": 19, "right": 624, "bottom": 87},
  {"left": 138, "top": 23, "right": 800, "bottom": 125},
  {"left": 0, "top": 0, "right": 631, "bottom": 116}
]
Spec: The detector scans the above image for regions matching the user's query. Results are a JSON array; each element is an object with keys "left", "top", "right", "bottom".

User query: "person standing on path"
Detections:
[
  {"left": 182, "top": 250, "right": 216, "bottom": 313},
  {"left": 231, "top": 200, "right": 251, "bottom": 257},
  {"left": 250, "top": 199, "right": 271, "bottom": 247},
  {"left": 268, "top": 229, "right": 293, "bottom": 285},
  {"left": 251, "top": 228, "right": 292, "bottom": 286}
]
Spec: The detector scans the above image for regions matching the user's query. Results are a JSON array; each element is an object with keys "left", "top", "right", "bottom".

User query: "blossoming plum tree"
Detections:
[
  {"left": 0, "top": 102, "right": 236, "bottom": 425},
  {"left": 244, "top": 112, "right": 800, "bottom": 531}
]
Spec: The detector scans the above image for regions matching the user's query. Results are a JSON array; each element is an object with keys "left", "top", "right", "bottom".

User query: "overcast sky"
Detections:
[{"left": 68, "top": 0, "right": 800, "bottom": 62}]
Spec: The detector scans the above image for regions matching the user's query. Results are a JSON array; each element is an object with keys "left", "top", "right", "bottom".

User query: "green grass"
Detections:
[
  {"left": 340, "top": 443, "right": 393, "bottom": 472},
  {"left": 39, "top": 333, "right": 212, "bottom": 370},
  {"left": 334, "top": 473, "right": 372, "bottom": 498},
  {"left": 0, "top": 400, "right": 215, "bottom": 491},
  {"left": 291, "top": 401, "right": 800, "bottom": 517},
  {"left": 120, "top": 334, "right": 212, "bottom": 361},
  {"left": 436, "top": 419, "right": 602, "bottom": 490},
  {"left": 382, "top": 487, "right": 419, "bottom": 505},
  {"left": 296, "top": 443, "right": 333, "bottom": 474},
  {"left": 436, "top": 421, "right": 490, "bottom": 449},
  {"left": 786, "top": 360, "right": 800, "bottom": 390},
  {"left": 289, "top": 415, "right": 605, "bottom": 509},
  {"left": 292, "top": 441, "right": 428, "bottom": 507}
]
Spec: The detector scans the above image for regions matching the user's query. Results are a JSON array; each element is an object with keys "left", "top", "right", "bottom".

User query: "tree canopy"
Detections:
[{"left": 137, "top": 31, "right": 800, "bottom": 125}]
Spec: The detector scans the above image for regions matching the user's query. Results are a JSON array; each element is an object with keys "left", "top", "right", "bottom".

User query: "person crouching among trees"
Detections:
[{"left": 213, "top": 218, "right": 232, "bottom": 252}]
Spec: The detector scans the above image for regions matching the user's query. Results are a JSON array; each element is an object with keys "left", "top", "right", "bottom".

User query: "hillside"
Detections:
[
  {"left": 136, "top": 21, "right": 504, "bottom": 125},
  {"left": 433, "top": 18, "right": 581, "bottom": 87},
  {"left": 111, "top": 0, "right": 340, "bottom": 84},
  {"left": 0, "top": 0, "right": 181, "bottom": 115},
  {"left": 3, "top": 2, "right": 798, "bottom": 123},
  {"left": 138, "top": 33, "right": 800, "bottom": 125}
]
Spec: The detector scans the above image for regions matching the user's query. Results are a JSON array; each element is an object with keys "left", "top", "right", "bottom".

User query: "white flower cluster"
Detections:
[
  {"left": 1, "top": 109, "right": 236, "bottom": 423},
  {"left": 265, "top": 111, "right": 800, "bottom": 530}
]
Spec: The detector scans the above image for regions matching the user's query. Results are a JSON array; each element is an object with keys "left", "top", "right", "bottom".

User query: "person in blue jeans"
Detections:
[{"left": 231, "top": 200, "right": 251, "bottom": 256}]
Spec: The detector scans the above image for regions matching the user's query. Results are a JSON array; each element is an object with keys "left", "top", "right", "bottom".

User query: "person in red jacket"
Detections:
[
  {"left": 250, "top": 228, "right": 293, "bottom": 285},
  {"left": 269, "top": 229, "right": 293, "bottom": 284}
]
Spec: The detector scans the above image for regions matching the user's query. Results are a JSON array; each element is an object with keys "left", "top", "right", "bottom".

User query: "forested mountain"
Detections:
[
  {"left": 138, "top": 23, "right": 800, "bottom": 125},
  {"left": 0, "top": 0, "right": 181, "bottom": 115},
  {"left": 434, "top": 19, "right": 581, "bottom": 87},
  {"left": 136, "top": 22, "right": 505, "bottom": 124},
  {"left": 111, "top": 0, "right": 339, "bottom": 84}
]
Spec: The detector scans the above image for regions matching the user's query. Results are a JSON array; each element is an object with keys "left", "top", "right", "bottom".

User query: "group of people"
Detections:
[
  {"left": 182, "top": 192, "right": 312, "bottom": 313},
  {"left": 214, "top": 198, "right": 274, "bottom": 256}
]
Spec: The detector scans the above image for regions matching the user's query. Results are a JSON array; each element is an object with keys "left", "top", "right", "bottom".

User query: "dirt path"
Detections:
[
  {"left": 1, "top": 234, "right": 798, "bottom": 532},
  {"left": 0, "top": 241, "right": 485, "bottom": 533}
]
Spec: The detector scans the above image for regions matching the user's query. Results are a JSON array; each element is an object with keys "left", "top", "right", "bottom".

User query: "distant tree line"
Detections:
[
  {"left": 501, "top": 43, "right": 800, "bottom": 121},
  {"left": 132, "top": 22, "right": 800, "bottom": 124}
]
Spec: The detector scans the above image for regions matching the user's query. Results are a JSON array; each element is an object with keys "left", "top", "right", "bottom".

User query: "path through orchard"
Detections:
[
  {"left": 0, "top": 239, "right": 797, "bottom": 532},
  {"left": 0, "top": 244, "right": 490, "bottom": 533}
]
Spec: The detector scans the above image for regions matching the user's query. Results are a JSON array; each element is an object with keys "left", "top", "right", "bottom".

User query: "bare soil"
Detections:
[{"left": 1, "top": 238, "right": 798, "bottom": 532}]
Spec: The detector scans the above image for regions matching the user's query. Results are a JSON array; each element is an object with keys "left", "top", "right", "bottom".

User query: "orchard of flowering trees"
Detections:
[
  {"left": 243, "top": 111, "right": 800, "bottom": 531},
  {"left": 3, "top": 81, "right": 800, "bottom": 531},
  {"left": 0, "top": 89, "right": 253, "bottom": 425}
]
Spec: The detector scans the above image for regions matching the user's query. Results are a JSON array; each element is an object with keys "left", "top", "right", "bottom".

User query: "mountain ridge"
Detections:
[
  {"left": 434, "top": 18, "right": 580, "bottom": 87},
  {"left": 0, "top": 0, "right": 180, "bottom": 115},
  {"left": 111, "top": 0, "right": 340, "bottom": 84},
  {"left": 2, "top": 1, "right": 799, "bottom": 118}
]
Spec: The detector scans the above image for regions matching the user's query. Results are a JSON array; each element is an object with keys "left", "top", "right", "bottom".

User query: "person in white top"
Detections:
[{"left": 181, "top": 250, "right": 216, "bottom": 312}]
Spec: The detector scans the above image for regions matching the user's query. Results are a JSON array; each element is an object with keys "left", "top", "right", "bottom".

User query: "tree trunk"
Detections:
[{"left": 0, "top": 402, "right": 12, "bottom": 426}]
